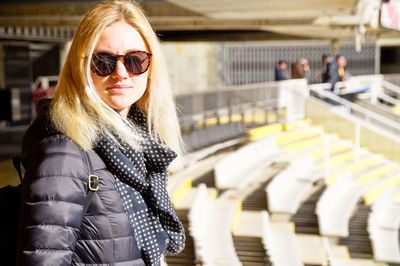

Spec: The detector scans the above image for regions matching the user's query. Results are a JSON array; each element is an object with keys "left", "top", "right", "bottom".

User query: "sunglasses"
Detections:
[{"left": 90, "top": 51, "right": 152, "bottom": 76}]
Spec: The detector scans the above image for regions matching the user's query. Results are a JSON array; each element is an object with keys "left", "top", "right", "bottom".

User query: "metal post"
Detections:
[
  {"left": 324, "top": 135, "right": 330, "bottom": 184},
  {"left": 375, "top": 40, "right": 380, "bottom": 75},
  {"left": 355, "top": 123, "right": 361, "bottom": 163}
]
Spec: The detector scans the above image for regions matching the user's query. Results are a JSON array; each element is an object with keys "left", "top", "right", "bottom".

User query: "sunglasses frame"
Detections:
[{"left": 90, "top": 50, "right": 152, "bottom": 77}]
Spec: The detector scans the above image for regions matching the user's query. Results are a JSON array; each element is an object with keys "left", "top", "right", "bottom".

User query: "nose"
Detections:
[{"left": 111, "top": 57, "right": 129, "bottom": 79}]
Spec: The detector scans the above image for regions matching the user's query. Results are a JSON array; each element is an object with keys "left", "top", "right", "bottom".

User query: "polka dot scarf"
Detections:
[{"left": 95, "top": 106, "right": 185, "bottom": 265}]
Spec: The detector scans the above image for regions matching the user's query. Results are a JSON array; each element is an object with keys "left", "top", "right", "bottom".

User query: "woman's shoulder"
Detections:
[{"left": 22, "top": 119, "right": 82, "bottom": 168}]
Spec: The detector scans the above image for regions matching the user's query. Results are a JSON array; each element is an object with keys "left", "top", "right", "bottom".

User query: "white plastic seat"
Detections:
[
  {"left": 261, "top": 211, "right": 304, "bottom": 266},
  {"left": 267, "top": 154, "right": 321, "bottom": 214},
  {"left": 316, "top": 172, "right": 366, "bottom": 237},
  {"left": 214, "top": 137, "right": 280, "bottom": 189},
  {"left": 368, "top": 189, "right": 400, "bottom": 263},
  {"left": 188, "top": 184, "right": 242, "bottom": 266}
]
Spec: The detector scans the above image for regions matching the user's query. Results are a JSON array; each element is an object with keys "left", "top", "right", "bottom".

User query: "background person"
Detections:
[
  {"left": 329, "top": 54, "right": 351, "bottom": 91},
  {"left": 16, "top": 1, "right": 185, "bottom": 265},
  {"left": 275, "top": 60, "right": 288, "bottom": 81},
  {"left": 336, "top": 55, "right": 350, "bottom": 82},
  {"left": 320, "top": 53, "right": 334, "bottom": 83},
  {"left": 291, "top": 58, "right": 310, "bottom": 82}
]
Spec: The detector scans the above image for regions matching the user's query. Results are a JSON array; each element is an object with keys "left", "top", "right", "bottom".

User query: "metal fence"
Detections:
[
  {"left": 3, "top": 43, "right": 32, "bottom": 125},
  {"left": 218, "top": 40, "right": 378, "bottom": 86},
  {"left": 0, "top": 26, "right": 75, "bottom": 42}
]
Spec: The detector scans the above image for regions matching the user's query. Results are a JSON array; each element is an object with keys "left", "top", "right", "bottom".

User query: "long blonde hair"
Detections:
[{"left": 51, "top": 0, "right": 183, "bottom": 156}]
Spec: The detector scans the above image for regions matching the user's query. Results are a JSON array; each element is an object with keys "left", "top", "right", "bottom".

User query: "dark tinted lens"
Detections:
[
  {"left": 91, "top": 53, "right": 117, "bottom": 76},
  {"left": 124, "top": 51, "right": 150, "bottom": 75}
]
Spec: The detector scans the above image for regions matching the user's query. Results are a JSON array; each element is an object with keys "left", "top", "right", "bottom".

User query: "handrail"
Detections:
[
  {"left": 310, "top": 86, "right": 400, "bottom": 133},
  {"left": 377, "top": 93, "right": 400, "bottom": 107},
  {"left": 176, "top": 79, "right": 305, "bottom": 96},
  {"left": 382, "top": 80, "right": 400, "bottom": 95},
  {"left": 293, "top": 120, "right": 400, "bottom": 172},
  {"left": 310, "top": 83, "right": 331, "bottom": 91},
  {"left": 31, "top": 75, "right": 59, "bottom": 91}
]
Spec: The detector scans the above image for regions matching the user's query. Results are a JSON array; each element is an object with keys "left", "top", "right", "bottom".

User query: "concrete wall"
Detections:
[
  {"left": 306, "top": 99, "right": 400, "bottom": 163},
  {"left": 161, "top": 42, "right": 218, "bottom": 95},
  {"left": 306, "top": 99, "right": 356, "bottom": 141}
]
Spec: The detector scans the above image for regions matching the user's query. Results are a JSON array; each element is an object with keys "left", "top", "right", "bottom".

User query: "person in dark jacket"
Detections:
[
  {"left": 321, "top": 53, "right": 333, "bottom": 83},
  {"left": 274, "top": 60, "right": 288, "bottom": 81},
  {"left": 16, "top": 1, "right": 185, "bottom": 265},
  {"left": 328, "top": 55, "right": 351, "bottom": 91}
]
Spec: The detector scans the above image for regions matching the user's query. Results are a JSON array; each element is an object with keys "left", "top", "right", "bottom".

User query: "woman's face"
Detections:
[{"left": 91, "top": 21, "right": 149, "bottom": 117}]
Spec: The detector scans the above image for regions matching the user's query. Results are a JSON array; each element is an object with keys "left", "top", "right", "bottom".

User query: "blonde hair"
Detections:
[{"left": 51, "top": 0, "right": 184, "bottom": 156}]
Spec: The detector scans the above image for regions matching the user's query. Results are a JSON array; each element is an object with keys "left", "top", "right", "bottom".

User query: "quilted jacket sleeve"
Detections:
[{"left": 16, "top": 135, "right": 90, "bottom": 265}]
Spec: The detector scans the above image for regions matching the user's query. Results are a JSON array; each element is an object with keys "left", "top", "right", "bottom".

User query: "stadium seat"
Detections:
[
  {"left": 261, "top": 211, "right": 304, "bottom": 266},
  {"left": 188, "top": 184, "right": 242, "bottom": 266},
  {"left": 368, "top": 189, "right": 400, "bottom": 263},
  {"left": 267, "top": 154, "right": 322, "bottom": 214},
  {"left": 214, "top": 137, "right": 280, "bottom": 189},
  {"left": 316, "top": 172, "right": 368, "bottom": 237}
]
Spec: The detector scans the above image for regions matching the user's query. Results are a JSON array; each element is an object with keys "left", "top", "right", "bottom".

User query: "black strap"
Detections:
[
  {"left": 12, "top": 155, "right": 23, "bottom": 184},
  {"left": 83, "top": 151, "right": 97, "bottom": 215}
]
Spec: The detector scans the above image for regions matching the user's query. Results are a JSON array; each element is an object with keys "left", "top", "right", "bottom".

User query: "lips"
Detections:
[{"left": 107, "top": 85, "right": 131, "bottom": 93}]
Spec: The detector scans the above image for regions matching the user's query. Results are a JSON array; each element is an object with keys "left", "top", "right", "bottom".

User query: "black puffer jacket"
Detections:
[{"left": 17, "top": 109, "right": 145, "bottom": 265}]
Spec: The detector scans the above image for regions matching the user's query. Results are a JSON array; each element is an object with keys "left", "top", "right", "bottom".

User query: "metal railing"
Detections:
[
  {"left": 176, "top": 79, "right": 309, "bottom": 128},
  {"left": 294, "top": 120, "right": 400, "bottom": 183},
  {"left": 218, "top": 40, "right": 378, "bottom": 86},
  {"left": 32, "top": 75, "right": 59, "bottom": 91},
  {"left": 310, "top": 84, "right": 400, "bottom": 141},
  {"left": 383, "top": 74, "right": 400, "bottom": 88},
  {"left": 0, "top": 26, "right": 75, "bottom": 42}
]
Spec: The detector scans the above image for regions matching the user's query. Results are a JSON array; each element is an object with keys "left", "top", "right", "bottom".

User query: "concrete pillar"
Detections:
[
  {"left": 161, "top": 42, "right": 218, "bottom": 95},
  {"left": 331, "top": 38, "right": 340, "bottom": 53}
]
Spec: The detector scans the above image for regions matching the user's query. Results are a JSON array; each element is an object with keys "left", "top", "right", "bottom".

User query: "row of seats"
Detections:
[
  {"left": 260, "top": 122, "right": 400, "bottom": 264},
  {"left": 182, "top": 121, "right": 247, "bottom": 152},
  {"left": 261, "top": 211, "right": 303, "bottom": 266},
  {"left": 169, "top": 78, "right": 400, "bottom": 265},
  {"left": 214, "top": 137, "right": 279, "bottom": 189},
  {"left": 188, "top": 184, "right": 242, "bottom": 265},
  {"left": 169, "top": 119, "right": 400, "bottom": 265},
  {"left": 368, "top": 189, "right": 400, "bottom": 263},
  {"left": 178, "top": 124, "right": 306, "bottom": 265}
]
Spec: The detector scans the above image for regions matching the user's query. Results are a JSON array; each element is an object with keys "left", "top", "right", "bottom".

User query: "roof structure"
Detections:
[{"left": 0, "top": 0, "right": 399, "bottom": 43}]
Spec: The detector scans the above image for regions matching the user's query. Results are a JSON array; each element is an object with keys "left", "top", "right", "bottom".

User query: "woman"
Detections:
[{"left": 17, "top": 1, "right": 185, "bottom": 265}]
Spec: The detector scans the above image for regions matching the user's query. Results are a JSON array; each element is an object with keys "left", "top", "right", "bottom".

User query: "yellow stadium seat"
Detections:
[
  {"left": 356, "top": 165, "right": 397, "bottom": 185},
  {"left": 363, "top": 174, "right": 400, "bottom": 205},
  {"left": 282, "top": 136, "right": 325, "bottom": 152},
  {"left": 312, "top": 144, "right": 350, "bottom": 161},
  {"left": 248, "top": 123, "right": 285, "bottom": 140},
  {"left": 317, "top": 150, "right": 356, "bottom": 168},
  {"left": 171, "top": 178, "right": 192, "bottom": 206},
  {"left": 328, "top": 158, "right": 381, "bottom": 185},
  {"left": 231, "top": 201, "right": 242, "bottom": 231},
  {"left": 392, "top": 105, "right": 400, "bottom": 114},
  {"left": 276, "top": 128, "right": 322, "bottom": 146}
]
